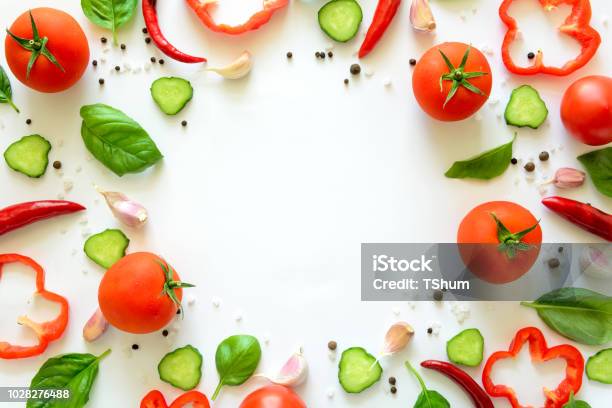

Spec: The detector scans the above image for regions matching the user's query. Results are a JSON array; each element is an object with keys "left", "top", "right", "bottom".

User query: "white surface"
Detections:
[{"left": 0, "top": 0, "right": 610, "bottom": 406}]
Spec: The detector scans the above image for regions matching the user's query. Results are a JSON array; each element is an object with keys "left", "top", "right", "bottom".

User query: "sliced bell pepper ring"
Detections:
[
  {"left": 185, "top": 0, "right": 289, "bottom": 35},
  {"left": 0, "top": 254, "right": 69, "bottom": 360},
  {"left": 499, "top": 0, "right": 601, "bottom": 76},
  {"left": 141, "top": 390, "right": 210, "bottom": 408},
  {"left": 482, "top": 327, "right": 584, "bottom": 408}
]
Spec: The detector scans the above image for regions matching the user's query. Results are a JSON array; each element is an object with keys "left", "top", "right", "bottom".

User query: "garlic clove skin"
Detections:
[
  {"left": 410, "top": 0, "right": 436, "bottom": 32},
  {"left": 83, "top": 308, "right": 109, "bottom": 342},
  {"left": 268, "top": 351, "right": 309, "bottom": 387},
  {"left": 383, "top": 322, "right": 415, "bottom": 355},
  {"left": 207, "top": 51, "right": 253, "bottom": 79},
  {"left": 97, "top": 188, "right": 148, "bottom": 228},
  {"left": 580, "top": 245, "right": 612, "bottom": 279},
  {"left": 553, "top": 167, "right": 586, "bottom": 189}
]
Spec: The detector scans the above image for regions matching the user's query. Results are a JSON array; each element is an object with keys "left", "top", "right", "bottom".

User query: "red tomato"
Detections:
[
  {"left": 412, "top": 42, "right": 492, "bottom": 122},
  {"left": 457, "top": 201, "right": 542, "bottom": 284},
  {"left": 99, "top": 252, "right": 188, "bottom": 334},
  {"left": 561, "top": 75, "right": 612, "bottom": 146},
  {"left": 5, "top": 8, "right": 89, "bottom": 93},
  {"left": 240, "top": 385, "right": 307, "bottom": 408}
]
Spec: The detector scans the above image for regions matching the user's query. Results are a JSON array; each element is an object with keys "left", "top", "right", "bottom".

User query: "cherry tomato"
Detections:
[
  {"left": 240, "top": 385, "right": 307, "bottom": 408},
  {"left": 5, "top": 8, "right": 89, "bottom": 93},
  {"left": 561, "top": 75, "right": 612, "bottom": 146},
  {"left": 99, "top": 252, "right": 187, "bottom": 334},
  {"left": 457, "top": 201, "right": 542, "bottom": 284},
  {"left": 412, "top": 42, "right": 492, "bottom": 122}
]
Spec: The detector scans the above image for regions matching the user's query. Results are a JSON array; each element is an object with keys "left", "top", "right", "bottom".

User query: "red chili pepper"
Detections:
[
  {"left": 0, "top": 200, "right": 85, "bottom": 236},
  {"left": 0, "top": 254, "right": 69, "bottom": 359},
  {"left": 421, "top": 360, "right": 494, "bottom": 408},
  {"left": 186, "top": 0, "right": 288, "bottom": 35},
  {"left": 499, "top": 0, "right": 601, "bottom": 76},
  {"left": 542, "top": 196, "right": 612, "bottom": 241},
  {"left": 143, "top": 0, "right": 206, "bottom": 63},
  {"left": 141, "top": 390, "right": 210, "bottom": 408},
  {"left": 482, "top": 327, "right": 584, "bottom": 408},
  {"left": 358, "top": 0, "right": 402, "bottom": 58}
]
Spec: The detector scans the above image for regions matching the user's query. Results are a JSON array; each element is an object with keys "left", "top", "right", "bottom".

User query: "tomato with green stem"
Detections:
[{"left": 413, "top": 42, "right": 492, "bottom": 121}]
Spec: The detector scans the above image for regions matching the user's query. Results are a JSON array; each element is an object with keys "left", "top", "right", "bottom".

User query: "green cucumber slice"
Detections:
[
  {"left": 84, "top": 229, "right": 129, "bottom": 269},
  {"left": 338, "top": 347, "right": 382, "bottom": 393},
  {"left": 158, "top": 345, "right": 203, "bottom": 391},
  {"left": 446, "top": 328, "right": 484, "bottom": 367},
  {"left": 151, "top": 77, "right": 193, "bottom": 115},
  {"left": 586, "top": 348, "right": 612, "bottom": 384},
  {"left": 504, "top": 85, "right": 548, "bottom": 129},
  {"left": 318, "top": 0, "right": 363, "bottom": 43},
  {"left": 3, "top": 134, "right": 51, "bottom": 178}
]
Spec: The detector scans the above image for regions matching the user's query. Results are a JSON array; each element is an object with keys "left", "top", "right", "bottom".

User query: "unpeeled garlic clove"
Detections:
[
  {"left": 580, "top": 245, "right": 612, "bottom": 279},
  {"left": 97, "top": 187, "right": 148, "bottom": 228},
  {"left": 267, "top": 351, "right": 309, "bottom": 387},
  {"left": 83, "top": 308, "right": 109, "bottom": 342},
  {"left": 383, "top": 322, "right": 414, "bottom": 355},
  {"left": 207, "top": 51, "right": 253, "bottom": 79},
  {"left": 552, "top": 167, "right": 586, "bottom": 188},
  {"left": 410, "top": 0, "right": 436, "bottom": 32}
]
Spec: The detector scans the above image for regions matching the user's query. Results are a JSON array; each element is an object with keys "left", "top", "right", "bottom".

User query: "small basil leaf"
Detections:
[
  {"left": 577, "top": 147, "right": 612, "bottom": 197},
  {"left": 445, "top": 136, "right": 514, "bottom": 180},
  {"left": 81, "top": 0, "right": 137, "bottom": 44},
  {"left": 562, "top": 391, "right": 592, "bottom": 408},
  {"left": 521, "top": 288, "right": 612, "bottom": 345},
  {"left": 80, "top": 103, "right": 163, "bottom": 176},
  {"left": 212, "top": 335, "right": 261, "bottom": 400},
  {"left": 406, "top": 361, "right": 450, "bottom": 408},
  {"left": 0, "top": 64, "right": 19, "bottom": 112},
  {"left": 27, "top": 349, "right": 110, "bottom": 408}
]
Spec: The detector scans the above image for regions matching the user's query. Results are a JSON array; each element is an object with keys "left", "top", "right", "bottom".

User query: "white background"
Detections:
[{"left": 0, "top": 0, "right": 610, "bottom": 406}]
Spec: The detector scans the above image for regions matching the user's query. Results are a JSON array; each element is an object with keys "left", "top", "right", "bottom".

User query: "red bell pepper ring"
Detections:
[
  {"left": 185, "top": 0, "right": 289, "bottom": 35},
  {"left": 141, "top": 390, "right": 210, "bottom": 408},
  {"left": 482, "top": 327, "right": 584, "bottom": 408},
  {"left": 0, "top": 254, "right": 69, "bottom": 359},
  {"left": 499, "top": 0, "right": 601, "bottom": 76},
  {"left": 358, "top": 0, "right": 402, "bottom": 58}
]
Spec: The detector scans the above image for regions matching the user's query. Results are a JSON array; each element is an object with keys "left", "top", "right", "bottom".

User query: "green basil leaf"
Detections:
[
  {"left": 521, "top": 288, "right": 612, "bottom": 345},
  {"left": 406, "top": 361, "right": 450, "bottom": 408},
  {"left": 445, "top": 136, "right": 515, "bottom": 180},
  {"left": 80, "top": 103, "right": 163, "bottom": 176},
  {"left": 27, "top": 349, "right": 110, "bottom": 408},
  {"left": 0, "top": 64, "right": 19, "bottom": 112},
  {"left": 212, "top": 335, "right": 261, "bottom": 400},
  {"left": 562, "top": 391, "right": 592, "bottom": 408},
  {"left": 578, "top": 147, "right": 612, "bottom": 198},
  {"left": 81, "top": 0, "right": 137, "bottom": 44}
]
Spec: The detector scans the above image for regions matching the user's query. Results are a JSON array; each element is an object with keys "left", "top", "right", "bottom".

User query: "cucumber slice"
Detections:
[
  {"left": 504, "top": 85, "right": 548, "bottom": 129},
  {"left": 446, "top": 328, "right": 484, "bottom": 367},
  {"left": 3, "top": 134, "right": 51, "bottom": 178},
  {"left": 151, "top": 77, "right": 193, "bottom": 115},
  {"left": 586, "top": 348, "right": 612, "bottom": 384},
  {"left": 84, "top": 229, "right": 129, "bottom": 269},
  {"left": 158, "top": 345, "right": 203, "bottom": 391},
  {"left": 338, "top": 347, "right": 382, "bottom": 393},
  {"left": 318, "top": 0, "right": 363, "bottom": 43}
]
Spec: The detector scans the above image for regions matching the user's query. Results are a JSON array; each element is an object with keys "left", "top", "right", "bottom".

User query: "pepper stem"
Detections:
[{"left": 491, "top": 213, "right": 540, "bottom": 259}]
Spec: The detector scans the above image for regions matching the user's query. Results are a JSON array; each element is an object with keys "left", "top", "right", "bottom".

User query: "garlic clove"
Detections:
[
  {"left": 383, "top": 321, "right": 415, "bottom": 355},
  {"left": 552, "top": 167, "right": 586, "bottom": 189},
  {"left": 97, "top": 187, "right": 148, "bottom": 228},
  {"left": 207, "top": 51, "right": 253, "bottom": 79},
  {"left": 410, "top": 0, "right": 436, "bottom": 32},
  {"left": 580, "top": 245, "right": 612, "bottom": 279},
  {"left": 83, "top": 308, "right": 109, "bottom": 342},
  {"left": 267, "top": 351, "right": 309, "bottom": 387}
]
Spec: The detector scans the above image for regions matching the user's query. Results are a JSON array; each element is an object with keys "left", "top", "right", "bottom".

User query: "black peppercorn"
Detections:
[
  {"left": 350, "top": 63, "right": 361, "bottom": 75},
  {"left": 409, "top": 58, "right": 417, "bottom": 66},
  {"left": 344, "top": 78, "right": 349, "bottom": 85},
  {"left": 150, "top": 57, "right": 157, "bottom": 63},
  {"left": 26, "top": 118, "right": 32, "bottom": 125},
  {"left": 286, "top": 51, "right": 293, "bottom": 59},
  {"left": 101, "top": 37, "right": 107, "bottom": 44},
  {"left": 181, "top": 120, "right": 188, "bottom": 127},
  {"left": 162, "top": 329, "right": 169, "bottom": 337},
  {"left": 98, "top": 78, "right": 105, "bottom": 85},
  {"left": 176, "top": 309, "right": 181, "bottom": 315},
  {"left": 389, "top": 377, "right": 397, "bottom": 385},
  {"left": 390, "top": 386, "right": 397, "bottom": 394},
  {"left": 320, "top": 52, "right": 326, "bottom": 59},
  {"left": 92, "top": 60, "right": 98, "bottom": 67},
  {"left": 159, "top": 59, "right": 165, "bottom": 65},
  {"left": 145, "top": 37, "right": 151, "bottom": 44},
  {"left": 524, "top": 162, "right": 535, "bottom": 172},
  {"left": 114, "top": 65, "right": 120, "bottom": 72},
  {"left": 132, "top": 344, "right": 139, "bottom": 350},
  {"left": 315, "top": 52, "right": 321, "bottom": 58},
  {"left": 328, "top": 51, "right": 333, "bottom": 58},
  {"left": 142, "top": 27, "right": 148, "bottom": 34},
  {"left": 328, "top": 340, "right": 337, "bottom": 351},
  {"left": 427, "top": 327, "right": 433, "bottom": 334},
  {"left": 539, "top": 151, "right": 549, "bottom": 161},
  {"left": 53, "top": 161, "right": 62, "bottom": 170},
  {"left": 511, "top": 157, "right": 518, "bottom": 165},
  {"left": 528, "top": 52, "right": 536, "bottom": 59},
  {"left": 558, "top": 246, "right": 564, "bottom": 253},
  {"left": 433, "top": 290, "right": 443, "bottom": 301},
  {"left": 548, "top": 258, "right": 560, "bottom": 269},
  {"left": 120, "top": 44, "right": 126, "bottom": 50}
]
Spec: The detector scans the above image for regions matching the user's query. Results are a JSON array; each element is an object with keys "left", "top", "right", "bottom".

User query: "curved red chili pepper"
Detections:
[
  {"left": 499, "top": 0, "right": 601, "bottom": 76},
  {"left": 141, "top": 390, "right": 210, "bottom": 408},
  {"left": 482, "top": 327, "right": 584, "bottom": 408},
  {"left": 542, "top": 196, "right": 612, "bottom": 241},
  {"left": 0, "top": 200, "right": 85, "bottom": 236},
  {"left": 0, "top": 254, "right": 69, "bottom": 359},
  {"left": 185, "top": 0, "right": 288, "bottom": 35},
  {"left": 143, "top": 0, "right": 206, "bottom": 63},
  {"left": 359, "top": 0, "right": 402, "bottom": 58}
]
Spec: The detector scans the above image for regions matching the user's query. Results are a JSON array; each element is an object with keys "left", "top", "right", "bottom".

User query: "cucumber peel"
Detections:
[
  {"left": 4, "top": 134, "right": 51, "bottom": 178},
  {"left": 504, "top": 85, "right": 548, "bottom": 129},
  {"left": 158, "top": 345, "right": 203, "bottom": 391},
  {"left": 338, "top": 347, "right": 382, "bottom": 393},
  {"left": 151, "top": 77, "right": 193, "bottom": 115},
  {"left": 446, "top": 328, "right": 484, "bottom": 367},
  {"left": 84, "top": 229, "right": 129, "bottom": 269}
]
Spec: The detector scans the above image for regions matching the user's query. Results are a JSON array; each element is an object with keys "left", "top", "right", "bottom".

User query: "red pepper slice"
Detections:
[
  {"left": 482, "top": 327, "right": 584, "bottom": 408},
  {"left": 499, "top": 0, "right": 601, "bottom": 76},
  {"left": 186, "top": 0, "right": 288, "bottom": 35},
  {"left": 0, "top": 200, "right": 85, "bottom": 236},
  {"left": 141, "top": 390, "right": 210, "bottom": 408},
  {"left": 0, "top": 254, "right": 69, "bottom": 359},
  {"left": 358, "top": 0, "right": 402, "bottom": 58}
]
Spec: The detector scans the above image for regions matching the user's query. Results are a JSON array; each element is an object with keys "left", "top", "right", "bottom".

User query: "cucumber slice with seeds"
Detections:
[
  {"left": 586, "top": 348, "right": 612, "bottom": 384},
  {"left": 338, "top": 347, "right": 382, "bottom": 393},
  {"left": 84, "top": 229, "right": 129, "bottom": 269},
  {"left": 318, "top": 0, "right": 363, "bottom": 43},
  {"left": 446, "top": 328, "right": 484, "bottom": 367},
  {"left": 504, "top": 85, "right": 548, "bottom": 129},
  {"left": 158, "top": 345, "right": 203, "bottom": 391},
  {"left": 151, "top": 77, "right": 193, "bottom": 115},
  {"left": 4, "top": 134, "right": 51, "bottom": 178}
]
